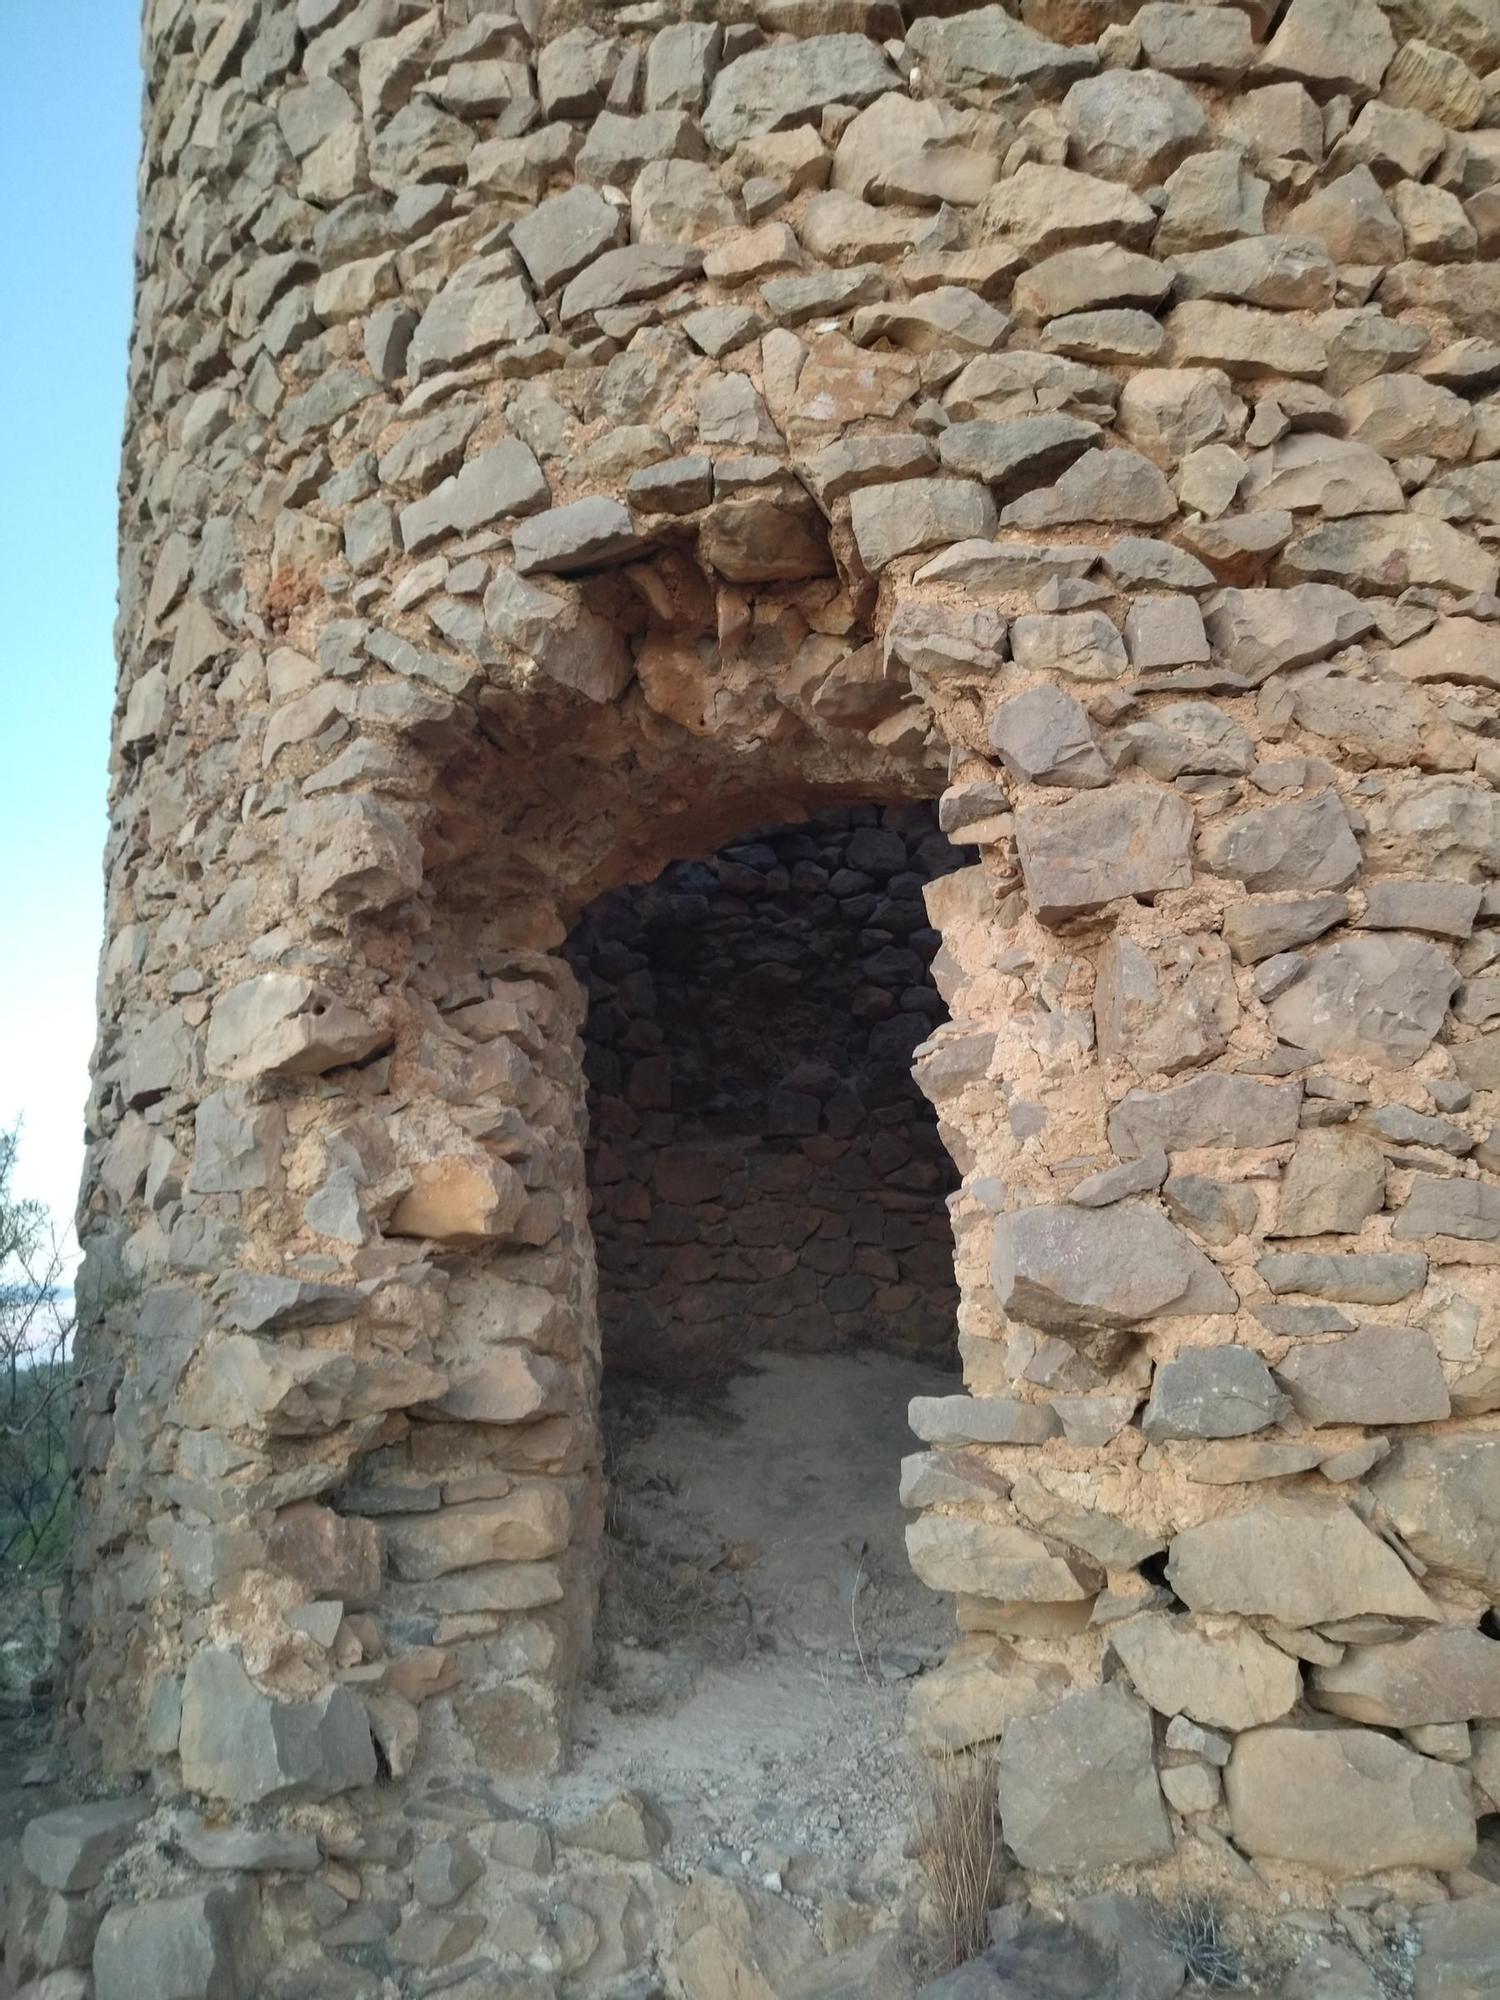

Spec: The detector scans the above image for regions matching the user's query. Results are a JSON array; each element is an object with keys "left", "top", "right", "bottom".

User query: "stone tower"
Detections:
[{"left": 77, "top": 0, "right": 1500, "bottom": 1927}]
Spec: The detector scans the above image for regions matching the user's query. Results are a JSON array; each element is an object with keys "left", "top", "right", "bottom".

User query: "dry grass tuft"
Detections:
[
  {"left": 1150, "top": 1892, "right": 1244, "bottom": 1990},
  {"left": 915, "top": 1751, "right": 1002, "bottom": 1971}
]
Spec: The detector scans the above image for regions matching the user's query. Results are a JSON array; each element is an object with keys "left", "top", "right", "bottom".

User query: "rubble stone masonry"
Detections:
[{"left": 74, "top": 0, "right": 1500, "bottom": 1933}]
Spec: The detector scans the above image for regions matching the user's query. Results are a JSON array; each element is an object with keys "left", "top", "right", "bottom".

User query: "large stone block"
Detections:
[
  {"left": 997, "top": 1686, "right": 1171, "bottom": 1873},
  {"left": 1225, "top": 1727, "right": 1473, "bottom": 1876},
  {"left": 179, "top": 1649, "right": 377, "bottom": 1805}
]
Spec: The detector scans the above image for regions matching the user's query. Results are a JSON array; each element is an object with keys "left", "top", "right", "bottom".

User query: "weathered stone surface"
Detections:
[
  {"left": 511, "top": 186, "right": 623, "bottom": 294},
  {"left": 207, "top": 975, "right": 389, "bottom": 1082},
  {"left": 1062, "top": 70, "right": 1209, "bottom": 189},
  {"left": 1256, "top": 1251, "right": 1428, "bottom": 1303},
  {"left": 1271, "top": 1130, "right": 1387, "bottom": 1238},
  {"left": 1370, "top": 1433, "right": 1500, "bottom": 1592},
  {"left": 1014, "top": 248, "right": 1171, "bottom": 323},
  {"left": 906, "top": 1637, "right": 1070, "bottom": 1754},
  {"left": 1002, "top": 448, "right": 1176, "bottom": 530},
  {"left": 1015, "top": 787, "right": 1194, "bottom": 922},
  {"left": 94, "top": 1880, "right": 262, "bottom": 2000},
  {"left": 997, "top": 1686, "right": 1171, "bottom": 1873},
  {"left": 1281, "top": 515, "right": 1498, "bottom": 597},
  {"left": 180, "top": 1648, "right": 377, "bottom": 1804},
  {"left": 980, "top": 165, "right": 1154, "bottom": 260},
  {"left": 1201, "top": 791, "right": 1362, "bottom": 895},
  {"left": 1277, "top": 1325, "right": 1451, "bottom": 1426},
  {"left": 849, "top": 477, "right": 996, "bottom": 572},
  {"left": 1141, "top": 1346, "right": 1289, "bottom": 1440},
  {"left": 703, "top": 35, "right": 898, "bottom": 150},
  {"left": 1311, "top": 1628, "right": 1500, "bottom": 1726},
  {"left": 992, "top": 1202, "right": 1238, "bottom": 1334},
  {"left": 22, "top": 1800, "right": 150, "bottom": 1893},
  {"left": 511, "top": 497, "right": 649, "bottom": 577},
  {"left": 906, "top": 1515, "right": 1100, "bottom": 1603},
  {"left": 408, "top": 258, "right": 541, "bottom": 376},
  {"left": 908, "top": 1395, "right": 1060, "bottom": 1446},
  {"left": 908, "top": 9, "right": 1098, "bottom": 94},
  {"left": 1111, "top": 1611, "right": 1301, "bottom": 1729},
  {"left": 988, "top": 686, "right": 1106, "bottom": 789},
  {"left": 1226, "top": 1727, "right": 1473, "bottom": 1876},
  {"left": 1109, "top": 1074, "right": 1302, "bottom": 1155},
  {"left": 1268, "top": 934, "right": 1459, "bottom": 1069},
  {"left": 1010, "top": 610, "right": 1128, "bottom": 683},
  {"left": 1259, "top": 0, "right": 1396, "bottom": 98},
  {"left": 833, "top": 94, "right": 998, "bottom": 209},
  {"left": 1223, "top": 894, "right": 1348, "bottom": 964},
  {"left": 937, "top": 416, "right": 1101, "bottom": 502},
  {"left": 1168, "top": 1500, "right": 1437, "bottom": 1623}
]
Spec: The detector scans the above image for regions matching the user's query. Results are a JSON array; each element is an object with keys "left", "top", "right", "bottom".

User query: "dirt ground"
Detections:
[{"left": 526, "top": 1348, "right": 960, "bottom": 1901}]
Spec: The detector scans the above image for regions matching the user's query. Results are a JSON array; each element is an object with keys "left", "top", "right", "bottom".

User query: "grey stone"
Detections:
[
  {"left": 1137, "top": 2, "right": 1254, "bottom": 81},
  {"left": 172, "top": 1812, "right": 321, "bottom": 1874},
  {"left": 991, "top": 1201, "right": 1238, "bottom": 1335},
  {"left": 1227, "top": 1727, "right": 1472, "bottom": 1877},
  {"left": 1111, "top": 1611, "right": 1301, "bottom": 1730},
  {"left": 93, "top": 1881, "right": 262, "bottom": 2000},
  {"left": 907, "top": 1515, "right": 1101, "bottom": 1605},
  {"left": 400, "top": 439, "right": 551, "bottom": 553},
  {"left": 1312, "top": 1627, "right": 1500, "bottom": 1726},
  {"left": 1172, "top": 236, "right": 1336, "bottom": 312},
  {"left": 485, "top": 568, "right": 633, "bottom": 702},
  {"left": 1370, "top": 1432, "right": 1500, "bottom": 1593},
  {"left": 1164, "top": 1174, "right": 1260, "bottom": 1246},
  {"left": 632, "top": 159, "right": 736, "bottom": 245},
  {"left": 644, "top": 20, "right": 721, "bottom": 113},
  {"left": 1282, "top": 514, "right": 1498, "bottom": 598},
  {"left": 908, "top": 1396, "right": 1060, "bottom": 1446},
  {"left": 1241, "top": 434, "right": 1403, "bottom": 517},
  {"left": 1124, "top": 595, "right": 1209, "bottom": 670},
  {"left": 1069, "top": 1151, "right": 1170, "bottom": 1208},
  {"left": 988, "top": 686, "right": 1107, "bottom": 789},
  {"left": 1141, "top": 1346, "right": 1289, "bottom": 1440},
  {"left": 1271, "top": 1130, "right": 1388, "bottom": 1237},
  {"left": 214, "top": 1273, "right": 360, "bottom": 1334},
  {"left": 907, "top": 9, "right": 1098, "bottom": 94},
  {"left": 1394, "top": 1176, "right": 1500, "bottom": 1242},
  {"left": 408, "top": 257, "right": 542, "bottom": 377},
  {"left": 980, "top": 165, "right": 1154, "bottom": 260},
  {"left": 1259, "top": 0, "right": 1396, "bottom": 98},
  {"left": 803, "top": 434, "right": 937, "bottom": 506},
  {"left": 1120, "top": 701, "right": 1254, "bottom": 781},
  {"left": 849, "top": 477, "right": 996, "bottom": 573},
  {"left": 1169, "top": 1499, "right": 1438, "bottom": 1624},
  {"left": 1013, "top": 247, "right": 1172, "bottom": 322},
  {"left": 1109, "top": 1074, "right": 1303, "bottom": 1156},
  {"left": 1016, "top": 786, "right": 1193, "bottom": 922},
  {"left": 702, "top": 35, "right": 898, "bottom": 150},
  {"left": 179, "top": 1648, "right": 377, "bottom": 1805},
  {"left": 937, "top": 416, "right": 1101, "bottom": 503},
  {"left": 1094, "top": 933, "right": 1239, "bottom": 1076},
  {"left": 1010, "top": 610, "right": 1128, "bottom": 683},
  {"left": 627, "top": 454, "right": 713, "bottom": 514},
  {"left": 1358, "top": 1104, "right": 1473, "bottom": 1153},
  {"left": 835, "top": 94, "right": 1000, "bottom": 210},
  {"left": 1269, "top": 934, "right": 1459, "bottom": 1069},
  {"left": 560, "top": 242, "right": 702, "bottom": 324},
  {"left": 577, "top": 109, "right": 706, "bottom": 185},
  {"left": 1412, "top": 1899, "right": 1500, "bottom": 2000},
  {"left": 1277, "top": 1324, "right": 1451, "bottom": 1426},
  {"left": 22, "top": 1798, "right": 149, "bottom": 1892},
  {"left": 1256, "top": 1251, "right": 1429, "bottom": 1303},
  {"left": 1044, "top": 309, "right": 1164, "bottom": 366},
  {"left": 207, "top": 975, "right": 390, "bottom": 1083},
  {"left": 1223, "top": 893, "right": 1349, "bottom": 964},
  {"left": 1289, "top": 167, "right": 1404, "bottom": 264},
  {"left": 997, "top": 1685, "right": 1171, "bottom": 1873},
  {"left": 1062, "top": 70, "right": 1209, "bottom": 189},
  {"left": 511, "top": 497, "right": 649, "bottom": 577},
  {"left": 511, "top": 186, "right": 624, "bottom": 295},
  {"left": 1002, "top": 448, "right": 1176, "bottom": 530}
]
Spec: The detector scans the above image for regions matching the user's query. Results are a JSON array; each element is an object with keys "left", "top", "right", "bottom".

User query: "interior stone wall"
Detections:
[
  {"left": 567, "top": 803, "right": 962, "bottom": 1383},
  {"left": 67, "top": 0, "right": 1500, "bottom": 1963}
]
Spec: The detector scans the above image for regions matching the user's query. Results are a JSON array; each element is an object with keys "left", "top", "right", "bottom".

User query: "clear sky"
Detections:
[{"left": 0, "top": 6, "right": 141, "bottom": 1246}]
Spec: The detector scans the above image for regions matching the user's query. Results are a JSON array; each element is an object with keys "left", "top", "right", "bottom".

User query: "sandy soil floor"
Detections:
[{"left": 525, "top": 1348, "right": 959, "bottom": 1898}]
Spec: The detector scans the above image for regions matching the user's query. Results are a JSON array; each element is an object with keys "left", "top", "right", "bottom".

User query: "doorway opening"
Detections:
[{"left": 552, "top": 801, "right": 965, "bottom": 1878}]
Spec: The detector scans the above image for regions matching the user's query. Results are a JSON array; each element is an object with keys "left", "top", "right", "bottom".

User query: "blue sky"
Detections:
[{"left": 0, "top": 7, "right": 141, "bottom": 1243}]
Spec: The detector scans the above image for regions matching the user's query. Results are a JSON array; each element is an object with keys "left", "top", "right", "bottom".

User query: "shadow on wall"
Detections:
[{"left": 564, "top": 802, "right": 965, "bottom": 1386}]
